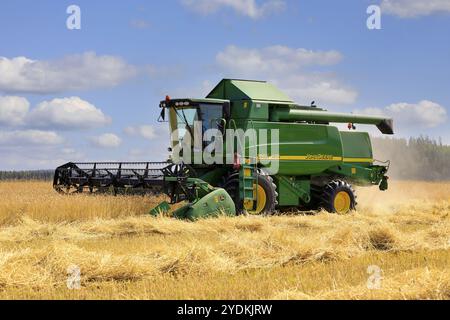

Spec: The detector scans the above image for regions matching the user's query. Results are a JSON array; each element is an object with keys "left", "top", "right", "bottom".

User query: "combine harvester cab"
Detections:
[{"left": 54, "top": 79, "right": 394, "bottom": 220}]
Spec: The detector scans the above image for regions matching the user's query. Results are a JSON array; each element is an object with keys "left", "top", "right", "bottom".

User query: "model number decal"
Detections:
[{"left": 305, "top": 154, "right": 334, "bottom": 160}]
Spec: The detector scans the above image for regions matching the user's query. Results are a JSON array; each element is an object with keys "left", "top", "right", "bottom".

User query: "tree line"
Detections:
[
  {"left": 0, "top": 170, "right": 54, "bottom": 181},
  {"left": 372, "top": 136, "right": 450, "bottom": 181}
]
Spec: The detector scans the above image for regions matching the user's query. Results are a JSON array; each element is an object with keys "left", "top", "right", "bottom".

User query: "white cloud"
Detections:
[
  {"left": 0, "top": 96, "right": 30, "bottom": 126},
  {"left": 386, "top": 100, "right": 447, "bottom": 128},
  {"left": 358, "top": 100, "right": 447, "bottom": 129},
  {"left": 90, "top": 133, "right": 122, "bottom": 148},
  {"left": 124, "top": 125, "right": 157, "bottom": 140},
  {"left": 0, "top": 52, "right": 137, "bottom": 94},
  {"left": 181, "top": 0, "right": 285, "bottom": 19},
  {"left": 0, "top": 145, "right": 86, "bottom": 170},
  {"left": 273, "top": 74, "right": 358, "bottom": 106},
  {"left": 216, "top": 45, "right": 342, "bottom": 75},
  {"left": 381, "top": 0, "right": 450, "bottom": 18},
  {"left": 0, "top": 130, "right": 63, "bottom": 146},
  {"left": 215, "top": 45, "right": 356, "bottom": 105},
  {"left": 27, "top": 97, "right": 111, "bottom": 130}
]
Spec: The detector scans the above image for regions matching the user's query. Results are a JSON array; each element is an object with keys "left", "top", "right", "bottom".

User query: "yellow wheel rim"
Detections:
[
  {"left": 334, "top": 191, "right": 352, "bottom": 214},
  {"left": 244, "top": 184, "right": 267, "bottom": 215}
]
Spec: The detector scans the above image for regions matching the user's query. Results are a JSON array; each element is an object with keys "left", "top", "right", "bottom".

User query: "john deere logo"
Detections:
[{"left": 306, "top": 154, "right": 334, "bottom": 160}]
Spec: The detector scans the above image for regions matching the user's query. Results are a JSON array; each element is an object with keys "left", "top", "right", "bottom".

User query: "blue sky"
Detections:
[{"left": 0, "top": 0, "right": 449, "bottom": 169}]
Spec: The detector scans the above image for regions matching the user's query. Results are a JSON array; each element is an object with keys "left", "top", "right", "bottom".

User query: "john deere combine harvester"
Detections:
[{"left": 54, "top": 79, "right": 393, "bottom": 219}]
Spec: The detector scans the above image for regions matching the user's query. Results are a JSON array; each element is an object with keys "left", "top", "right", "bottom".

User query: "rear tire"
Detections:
[{"left": 320, "top": 180, "right": 357, "bottom": 214}]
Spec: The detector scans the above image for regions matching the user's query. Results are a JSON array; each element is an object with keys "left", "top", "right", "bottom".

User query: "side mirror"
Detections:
[{"left": 158, "top": 107, "right": 166, "bottom": 122}]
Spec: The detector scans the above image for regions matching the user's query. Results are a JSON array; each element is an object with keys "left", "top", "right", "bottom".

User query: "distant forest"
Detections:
[
  {"left": 0, "top": 136, "right": 449, "bottom": 181},
  {"left": 0, "top": 170, "right": 54, "bottom": 181},
  {"left": 372, "top": 136, "right": 450, "bottom": 181}
]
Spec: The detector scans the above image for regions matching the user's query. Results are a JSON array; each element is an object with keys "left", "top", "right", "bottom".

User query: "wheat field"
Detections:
[{"left": 0, "top": 180, "right": 448, "bottom": 300}]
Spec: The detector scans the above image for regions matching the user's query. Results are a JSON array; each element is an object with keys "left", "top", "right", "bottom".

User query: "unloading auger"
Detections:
[{"left": 54, "top": 79, "right": 394, "bottom": 220}]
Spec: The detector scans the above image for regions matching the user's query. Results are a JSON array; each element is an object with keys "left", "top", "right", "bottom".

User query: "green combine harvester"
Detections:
[{"left": 54, "top": 79, "right": 393, "bottom": 219}]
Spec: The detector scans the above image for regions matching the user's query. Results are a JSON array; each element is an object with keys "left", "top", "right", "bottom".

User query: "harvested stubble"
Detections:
[{"left": 0, "top": 181, "right": 448, "bottom": 299}]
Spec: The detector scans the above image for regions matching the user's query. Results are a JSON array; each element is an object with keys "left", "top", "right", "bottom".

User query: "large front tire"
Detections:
[{"left": 223, "top": 172, "right": 278, "bottom": 215}]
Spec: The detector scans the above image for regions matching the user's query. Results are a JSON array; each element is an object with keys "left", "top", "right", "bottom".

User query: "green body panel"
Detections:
[
  {"left": 207, "top": 79, "right": 293, "bottom": 103},
  {"left": 340, "top": 132, "right": 373, "bottom": 161},
  {"left": 237, "top": 121, "right": 345, "bottom": 176},
  {"left": 149, "top": 177, "right": 236, "bottom": 220},
  {"left": 207, "top": 79, "right": 292, "bottom": 121},
  {"left": 172, "top": 188, "right": 236, "bottom": 221},
  {"left": 230, "top": 100, "right": 270, "bottom": 120},
  {"left": 276, "top": 177, "right": 311, "bottom": 206},
  {"left": 198, "top": 166, "right": 228, "bottom": 186},
  {"left": 327, "top": 163, "right": 379, "bottom": 185},
  {"left": 149, "top": 201, "right": 171, "bottom": 216}
]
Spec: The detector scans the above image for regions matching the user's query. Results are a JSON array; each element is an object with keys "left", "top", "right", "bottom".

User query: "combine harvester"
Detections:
[{"left": 54, "top": 79, "right": 393, "bottom": 220}]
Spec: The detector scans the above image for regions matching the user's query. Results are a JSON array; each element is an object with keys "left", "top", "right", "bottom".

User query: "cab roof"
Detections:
[{"left": 206, "top": 79, "right": 294, "bottom": 103}]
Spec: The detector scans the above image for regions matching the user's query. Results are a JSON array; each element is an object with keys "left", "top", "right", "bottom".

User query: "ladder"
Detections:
[{"left": 239, "top": 157, "right": 258, "bottom": 207}]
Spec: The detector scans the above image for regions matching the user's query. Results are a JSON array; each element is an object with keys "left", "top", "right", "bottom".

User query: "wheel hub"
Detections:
[
  {"left": 334, "top": 191, "right": 351, "bottom": 214},
  {"left": 244, "top": 184, "right": 267, "bottom": 215}
]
